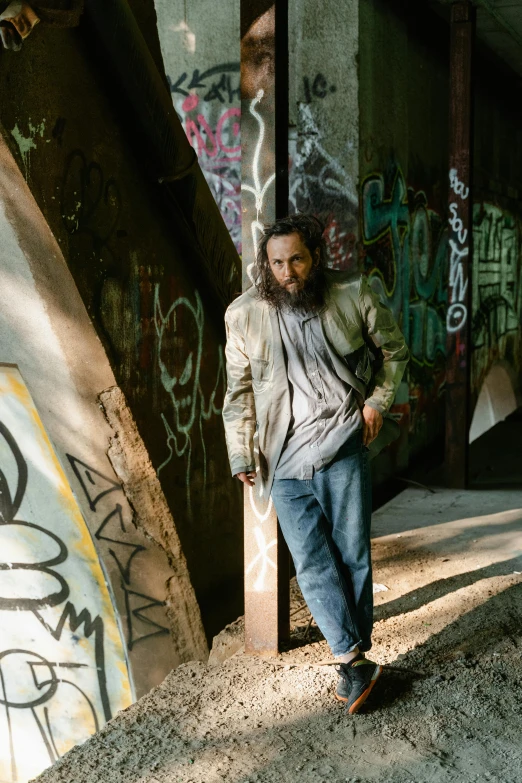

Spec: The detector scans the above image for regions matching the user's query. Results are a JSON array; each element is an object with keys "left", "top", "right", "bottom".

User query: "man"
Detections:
[{"left": 223, "top": 214, "right": 409, "bottom": 714}]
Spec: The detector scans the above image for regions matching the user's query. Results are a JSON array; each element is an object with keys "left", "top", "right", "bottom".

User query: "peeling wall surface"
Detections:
[{"left": 0, "top": 0, "right": 243, "bottom": 643}]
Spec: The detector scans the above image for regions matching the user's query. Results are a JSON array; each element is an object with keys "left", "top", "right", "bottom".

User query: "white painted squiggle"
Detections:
[
  {"left": 241, "top": 89, "right": 276, "bottom": 279},
  {"left": 245, "top": 527, "right": 277, "bottom": 592},
  {"left": 240, "top": 90, "right": 279, "bottom": 593},
  {"left": 248, "top": 484, "right": 273, "bottom": 523}
]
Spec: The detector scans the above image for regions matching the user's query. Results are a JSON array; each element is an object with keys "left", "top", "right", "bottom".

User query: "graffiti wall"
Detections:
[
  {"left": 65, "top": 450, "right": 179, "bottom": 698},
  {"left": 290, "top": 98, "right": 358, "bottom": 269},
  {"left": 170, "top": 63, "right": 242, "bottom": 253},
  {"left": 289, "top": 0, "right": 360, "bottom": 270},
  {"left": 472, "top": 202, "right": 522, "bottom": 397},
  {"left": 361, "top": 161, "right": 522, "bottom": 462},
  {"left": 361, "top": 164, "right": 447, "bottom": 456},
  {"left": 0, "top": 366, "right": 132, "bottom": 783},
  {"left": 153, "top": 283, "right": 227, "bottom": 517}
]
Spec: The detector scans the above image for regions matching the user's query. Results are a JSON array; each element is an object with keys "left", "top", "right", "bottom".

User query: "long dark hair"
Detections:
[{"left": 253, "top": 214, "right": 328, "bottom": 308}]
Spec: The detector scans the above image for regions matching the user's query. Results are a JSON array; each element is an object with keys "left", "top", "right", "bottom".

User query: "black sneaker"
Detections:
[{"left": 335, "top": 656, "right": 383, "bottom": 714}]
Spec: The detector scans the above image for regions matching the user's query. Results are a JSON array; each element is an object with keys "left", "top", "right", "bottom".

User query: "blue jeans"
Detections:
[{"left": 271, "top": 433, "right": 373, "bottom": 656}]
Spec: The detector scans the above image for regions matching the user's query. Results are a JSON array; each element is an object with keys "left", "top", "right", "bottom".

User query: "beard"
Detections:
[{"left": 262, "top": 264, "right": 328, "bottom": 313}]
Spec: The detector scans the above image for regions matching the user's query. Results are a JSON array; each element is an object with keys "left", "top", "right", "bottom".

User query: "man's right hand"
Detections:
[{"left": 235, "top": 471, "right": 257, "bottom": 487}]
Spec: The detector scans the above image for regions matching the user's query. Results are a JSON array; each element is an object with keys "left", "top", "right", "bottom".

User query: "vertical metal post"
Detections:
[
  {"left": 446, "top": 0, "right": 475, "bottom": 488},
  {"left": 241, "top": 0, "right": 290, "bottom": 654}
]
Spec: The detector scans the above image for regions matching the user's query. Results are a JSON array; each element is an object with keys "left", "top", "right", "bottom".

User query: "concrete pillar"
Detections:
[{"left": 289, "top": 0, "right": 359, "bottom": 269}]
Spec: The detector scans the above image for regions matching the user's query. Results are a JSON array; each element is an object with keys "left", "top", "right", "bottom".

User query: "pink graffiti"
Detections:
[
  {"left": 182, "top": 94, "right": 240, "bottom": 163},
  {"left": 325, "top": 216, "right": 356, "bottom": 271}
]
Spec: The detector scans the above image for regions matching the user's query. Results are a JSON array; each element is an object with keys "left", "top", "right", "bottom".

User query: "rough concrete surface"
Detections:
[
  {"left": 34, "top": 483, "right": 522, "bottom": 783},
  {"left": 100, "top": 385, "right": 209, "bottom": 663}
]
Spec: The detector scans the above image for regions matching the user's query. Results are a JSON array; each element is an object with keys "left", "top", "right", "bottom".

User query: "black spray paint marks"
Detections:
[
  {"left": 0, "top": 421, "right": 112, "bottom": 776},
  {"left": 67, "top": 455, "right": 170, "bottom": 650}
]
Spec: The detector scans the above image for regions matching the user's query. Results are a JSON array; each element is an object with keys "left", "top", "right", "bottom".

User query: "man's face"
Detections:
[{"left": 267, "top": 233, "right": 317, "bottom": 295}]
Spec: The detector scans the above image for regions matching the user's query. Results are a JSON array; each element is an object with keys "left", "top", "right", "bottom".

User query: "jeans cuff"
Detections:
[{"left": 332, "top": 640, "right": 361, "bottom": 658}]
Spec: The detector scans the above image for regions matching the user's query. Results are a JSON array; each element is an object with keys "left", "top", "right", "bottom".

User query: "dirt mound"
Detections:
[
  {"left": 34, "top": 487, "right": 522, "bottom": 783},
  {"left": 34, "top": 582, "right": 522, "bottom": 783}
]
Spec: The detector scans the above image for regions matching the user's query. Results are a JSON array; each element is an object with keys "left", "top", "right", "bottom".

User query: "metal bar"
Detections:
[
  {"left": 241, "top": 0, "right": 290, "bottom": 655},
  {"left": 446, "top": 0, "right": 475, "bottom": 488}
]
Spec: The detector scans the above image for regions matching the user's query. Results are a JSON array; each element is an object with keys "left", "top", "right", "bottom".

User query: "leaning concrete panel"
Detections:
[
  {"left": 0, "top": 127, "right": 207, "bottom": 778},
  {"left": 0, "top": 7, "right": 243, "bottom": 638}
]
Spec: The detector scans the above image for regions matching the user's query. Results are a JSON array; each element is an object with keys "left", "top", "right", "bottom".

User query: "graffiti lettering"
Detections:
[
  {"left": 362, "top": 165, "right": 448, "bottom": 443},
  {"left": 0, "top": 367, "right": 131, "bottom": 783},
  {"left": 172, "top": 63, "right": 241, "bottom": 252},
  {"left": 67, "top": 456, "right": 170, "bottom": 652},
  {"left": 362, "top": 166, "right": 447, "bottom": 363},
  {"left": 449, "top": 202, "right": 468, "bottom": 245},
  {"left": 446, "top": 168, "right": 469, "bottom": 334},
  {"left": 168, "top": 63, "right": 240, "bottom": 100},
  {"left": 449, "top": 167, "right": 469, "bottom": 200},
  {"left": 447, "top": 239, "right": 469, "bottom": 333},
  {"left": 472, "top": 203, "right": 521, "bottom": 353},
  {"left": 61, "top": 150, "right": 121, "bottom": 261}
]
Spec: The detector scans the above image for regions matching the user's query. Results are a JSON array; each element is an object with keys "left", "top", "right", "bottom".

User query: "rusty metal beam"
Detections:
[
  {"left": 446, "top": 1, "right": 475, "bottom": 488},
  {"left": 241, "top": 0, "right": 290, "bottom": 655}
]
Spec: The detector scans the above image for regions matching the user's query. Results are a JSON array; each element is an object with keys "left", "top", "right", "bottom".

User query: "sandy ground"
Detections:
[{"left": 35, "top": 481, "right": 522, "bottom": 783}]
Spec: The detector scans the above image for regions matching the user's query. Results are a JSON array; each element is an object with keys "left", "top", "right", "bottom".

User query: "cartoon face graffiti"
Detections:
[
  {"left": 153, "top": 285, "right": 226, "bottom": 514},
  {"left": 155, "top": 292, "right": 204, "bottom": 443}
]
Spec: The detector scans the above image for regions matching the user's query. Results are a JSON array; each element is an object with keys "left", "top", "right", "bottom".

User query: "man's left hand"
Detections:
[{"left": 362, "top": 405, "right": 383, "bottom": 446}]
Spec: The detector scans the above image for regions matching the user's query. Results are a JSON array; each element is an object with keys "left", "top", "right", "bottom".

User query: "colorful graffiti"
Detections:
[
  {"left": 362, "top": 163, "right": 522, "bottom": 446},
  {"left": 171, "top": 63, "right": 241, "bottom": 253},
  {"left": 0, "top": 366, "right": 132, "bottom": 783},
  {"left": 361, "top": 165, "right": 447, "bottom": 443},
  {"left": 290, "top": 99, "right": 358, "bottom": 269},
  {"left": 153, "top": 285, "right": 226, "bottom": 516},
  {"left": 362, "top": 166, "right": 447, "bottom": 366},
  {"left": 472, "top": 202, "right": 522, "bottom": 392},
  {"left": 472, "top": 203, "right": 521, "bottom": 350}
]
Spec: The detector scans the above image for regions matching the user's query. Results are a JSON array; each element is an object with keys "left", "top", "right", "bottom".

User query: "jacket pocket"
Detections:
[
  {"left": 344, "top": 345, "right": 372, "bottom": 385},
  {"left": 251, "top": 358, "right": 272, "bottom": 393}
]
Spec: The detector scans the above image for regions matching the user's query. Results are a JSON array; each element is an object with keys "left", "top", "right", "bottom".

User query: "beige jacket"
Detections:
[{"left": 223, "top": 270, "right": 409, "bottom": 500}]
